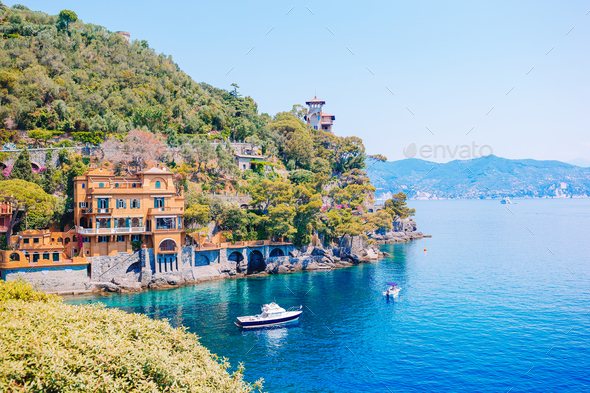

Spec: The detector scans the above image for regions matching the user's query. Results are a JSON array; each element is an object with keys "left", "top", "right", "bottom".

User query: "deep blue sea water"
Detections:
[{"left": 68, "top": 199, "right": 590, "bottom": 392}]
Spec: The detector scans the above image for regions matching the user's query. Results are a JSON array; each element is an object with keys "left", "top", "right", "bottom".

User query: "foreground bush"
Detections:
[{"left": 0, "top": 281, "right": 261, "bottom": 392}]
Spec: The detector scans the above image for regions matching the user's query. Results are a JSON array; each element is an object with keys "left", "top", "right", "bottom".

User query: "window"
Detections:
[
  {"left": 178, "top": 217, "right": 183, "bottom": 229},
  {"left": 115, "top": 183, "right": 119, "bottom": 188},
  {"left": 131, "top": 199, "right": 140, "bottom": 209},
  {"left": 33, "top": 238, "right": 39, "bottom": 244},
  {"left": 98, "top": 236, "right": 108, "bottom": 243},
  {"left": 79, "top": 202, "right": 88, "bottom": 208},
  {"left": 132, "top": 218, "right": 141, "bottom": 228},
  {"left": 82, "top": 237, "right": 90, "bottom": 243},
  {"left": 43, "top": 252, "right": 49, "bottom": 260},
  {"left": 155, "top": 181, "right": 161, "bottom": 189},
  {"left": 117, "top": 199, "right": 126, "bottom": 209},
  {"left": 53, "top": 252, "right": 59, "bottom": 262},
  {"left": 99, "top": 182, "right": 104, "bottom": 188},
  {"left": 117, "top": 235, "right": 125, "bottom": 242},
  {"left": 82, "top": 183, "right": 85, "bottom": 189},
  {"left": 97, "top": 198, "right": 109, "bottom": 209},
  {"left": 159, "top": 239, "right": 176, "bottom": 252},
  {"left": 32, "top": 253, "right": 39, "bottom": 262},
  {"left": 98, "top": 218, "right": 110, "bottom": 229},
  {"left": 156, "top": 217, "right": 175, "bottom": 230},
  {"left": 23, "top": 238, "right": 29, "bottom": 244},
  {"left": 131, "top": 234, "right": 141, "bottom": 242},
  {"left": 132, "top": 183, "right": 137, "bottom": 188},
  {"left": 57, "top": 238, "right": 63, "bottom": 243},
  {"left": 154, "top": 197, "right": 165, "bottom": 208}
]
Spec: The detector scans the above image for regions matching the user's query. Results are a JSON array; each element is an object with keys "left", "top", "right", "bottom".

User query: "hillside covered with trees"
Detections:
[{"left": 0, "top": 3, "right": 414, "bottom": 249}]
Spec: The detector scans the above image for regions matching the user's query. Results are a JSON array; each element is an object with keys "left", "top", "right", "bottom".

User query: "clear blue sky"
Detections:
[{"left": 11, "top": 0, "right": 590, "bottom": 163}]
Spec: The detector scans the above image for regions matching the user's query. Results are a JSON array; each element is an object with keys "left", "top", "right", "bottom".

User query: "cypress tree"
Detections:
[{"left": 11, "top": 147, "right": 33, "bottom": 182}]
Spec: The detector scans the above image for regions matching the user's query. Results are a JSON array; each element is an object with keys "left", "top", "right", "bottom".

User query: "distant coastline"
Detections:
[{"left": 369, "top": 155, "right": 590, "bottom": 201}]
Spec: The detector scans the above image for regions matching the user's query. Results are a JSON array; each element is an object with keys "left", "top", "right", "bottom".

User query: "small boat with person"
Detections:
[
  {"left": 235, "top": 302, "right": 303, "bottom": 329},
  {"left": 383, "top": 283, "right": 401, "bottom": 297}
]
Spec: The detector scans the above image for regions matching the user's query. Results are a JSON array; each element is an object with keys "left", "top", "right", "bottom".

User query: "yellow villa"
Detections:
[{"left": 74, "top": 166, "right": 185, "bottom": 266}]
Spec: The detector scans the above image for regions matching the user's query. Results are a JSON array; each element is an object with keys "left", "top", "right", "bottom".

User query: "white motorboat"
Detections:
[
  {"left": 500, "top": 196, "right": 512, "bottom": 204},
  {"left": 383, "top": 283, "right": 401, "bottom": 297},
  {"left": 235, "top": 302, "right": 303, "bottom": 329}
]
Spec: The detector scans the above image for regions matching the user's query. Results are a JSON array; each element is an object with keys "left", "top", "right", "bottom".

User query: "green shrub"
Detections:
[
  {"left": 72, "top": 131, "right": 103, "bottom": 145},
  {"left": 0, "top": 279, "right": 60, "bottom": 303},
  {"left": 131, "top": 240, "right": 143, "bottom": 251},
  {"left": 0, "top": 282, "right": 261, "bottom": 392}
]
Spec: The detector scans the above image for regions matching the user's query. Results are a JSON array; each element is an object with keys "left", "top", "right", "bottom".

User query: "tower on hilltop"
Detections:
[{"left": 304, "top": 96, "right": 335, "bottom": 133}]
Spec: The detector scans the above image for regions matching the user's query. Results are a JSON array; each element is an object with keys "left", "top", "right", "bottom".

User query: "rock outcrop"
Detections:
[{"left": 369, "top": 217, "right": 429, "bottom": 244}]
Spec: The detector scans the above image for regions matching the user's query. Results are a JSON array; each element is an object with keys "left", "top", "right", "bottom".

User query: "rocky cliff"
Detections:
[{"left": 369, "top": 217, "right": 428, "bottom": 244}]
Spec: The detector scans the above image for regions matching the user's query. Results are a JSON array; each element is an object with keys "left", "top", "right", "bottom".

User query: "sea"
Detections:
[{"left": 68, "top": 199, "right": 590, "bottom": 392}]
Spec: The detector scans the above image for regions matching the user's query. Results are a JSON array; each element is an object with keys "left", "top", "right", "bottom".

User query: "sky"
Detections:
[{"left": 10, "top": 0, "right": 590, "bottom": 163}]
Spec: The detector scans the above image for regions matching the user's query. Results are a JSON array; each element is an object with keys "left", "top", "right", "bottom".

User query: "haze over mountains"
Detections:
[{"left": 367, "top": 155, "right": 590, "bottom": 200}]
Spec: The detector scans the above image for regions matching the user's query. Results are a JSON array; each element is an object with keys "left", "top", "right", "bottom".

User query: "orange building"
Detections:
[
  {"left": 73, "top": 167, "right": 185, "bottom": 266},
  {"left": 11, "top": 229, "right": 79, "bottom": 262},
  {"left": 0, "top": 203, "right": 12, "bottom": 237}
]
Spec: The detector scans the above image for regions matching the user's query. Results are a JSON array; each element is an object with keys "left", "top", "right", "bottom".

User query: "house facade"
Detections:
[
  {"left": 305, "top": 96, "right": 335, "bottom": 132},
  {"left": 73, "top": 167, "right": 185, "bottom": 270}
]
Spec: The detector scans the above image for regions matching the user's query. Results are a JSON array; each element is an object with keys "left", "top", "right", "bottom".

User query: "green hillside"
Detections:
[{"left": 0, "top": 3, "right": 414, "bottom": 248}]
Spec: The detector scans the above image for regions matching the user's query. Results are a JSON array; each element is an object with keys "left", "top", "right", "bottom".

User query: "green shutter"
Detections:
[{"left": 125, "top": 218, "right": 130, "bottom": 228}]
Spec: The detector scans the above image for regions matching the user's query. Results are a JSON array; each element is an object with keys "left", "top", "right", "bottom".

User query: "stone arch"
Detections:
[
  {"left": 194, "top": 254, "right": 210, "bottom": 267},
  {"left": 9, "top": 252, "right": 19, "bottom": 261},
  {"left": 247, "top": 250, "right": 265, "bottom": 274},
  {"left": 228, "top": 251, "right": 243, "bottom": 263},
  {"left": 240, "top": 204, "right": 249, "bottom": 209},
  {"left": 270, "top": 248, "right": 284, "bottom": 257},
  {"left": 31, "top": 162, "right": 41, "bottom": 170},
  {"left": 126, "top": 261, "right": 141, "bottom": 274}
]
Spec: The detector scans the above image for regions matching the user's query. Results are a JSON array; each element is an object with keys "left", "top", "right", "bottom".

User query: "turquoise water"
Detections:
[{"left": 69, "top": 199, "right": 590, "bottom": 392}]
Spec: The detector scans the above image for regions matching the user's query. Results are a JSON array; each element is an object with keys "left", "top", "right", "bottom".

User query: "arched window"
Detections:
[
  {"left": 159, "top": 239, "right": 176, "bottom": 252},
  {"left": 53, "top": 252, "right": 59, "bottom": 262},
  {"left": 32, "top": 252, "right": 40, "bottom": 262},
  {"left": 132, "top": 218, "right": 140, "bottom": 228},
  {"left": 115, "top": 183, "right": 119, "bottom": 188},
  {"left": 118, "top": 218, "right": 125, "bottom": 228},
  {"left": 9, "top": 252, "right": 19, "bottom": 261},
  {"left": 43, "top": 252, "right": 50, "bottom": 260},
  {"left": 64, "top": 238, "right": 70, "bottom": 245},
  {"left": 57, "top": 238, "right": 63, "bottom": 243},
  {"left": 99, "top": 219, "right": 108, "bottom": 228},
  {"left": 155, "top": 181, "right": 161, "bottom": 189}
]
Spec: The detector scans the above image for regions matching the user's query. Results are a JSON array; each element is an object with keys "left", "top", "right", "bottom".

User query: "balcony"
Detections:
[
  {"left": 81, "top": 208, "right": 112, "bottom": 214},
  {"left": 149, "top": 207, "right": 184, "bottom": 215},
  {"left": 76, "top": 226, "right": 145, "bottom": 235}
]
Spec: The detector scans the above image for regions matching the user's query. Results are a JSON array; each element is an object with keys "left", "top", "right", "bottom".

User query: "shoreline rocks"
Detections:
[{"left": 68, "top": 220, "right": 430, "bottom": 295}]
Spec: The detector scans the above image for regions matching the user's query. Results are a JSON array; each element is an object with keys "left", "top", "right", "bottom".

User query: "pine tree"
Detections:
[{"left": 11, "top": 148, "right": 33, "bottom": 182}]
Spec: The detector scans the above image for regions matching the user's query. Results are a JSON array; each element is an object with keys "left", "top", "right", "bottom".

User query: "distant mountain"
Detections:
[{"left": 367, "top": 155, "right": 590, "bottom": 200}]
